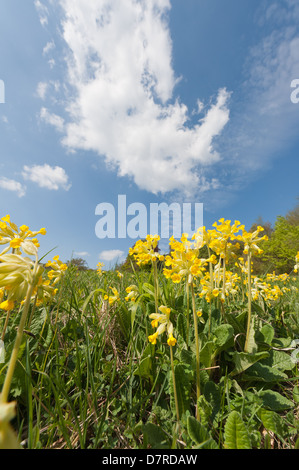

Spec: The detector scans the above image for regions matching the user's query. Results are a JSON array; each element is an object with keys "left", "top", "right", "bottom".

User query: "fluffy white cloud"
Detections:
[
  {"left": 99, "top": 249, "right": 124, "bottom": 262},
  {"left": 74, "top": 251, "right": 89, "bottom": 257},
  {"left": 44, "top": 0, "right": 230, "bottom": 195},
  {"left": 40, "top": 107, "right": 65, "bottom": 132},
  {"left": 34, "top": 0, "right": 49, "bottom": 26},
  {"left": 0, "top": 177, "right": 26, "bottom": 198},
  {"left": 22, "top": 164, "right": 71, "bottom": 191},
  {"left": 36, "top": 82, "right": 48, "bottom": 100}
]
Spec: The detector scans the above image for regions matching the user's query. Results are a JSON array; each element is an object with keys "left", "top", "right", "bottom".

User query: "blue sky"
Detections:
[{"left": 0, "top": 0, "right": 298, "bottom": 269}]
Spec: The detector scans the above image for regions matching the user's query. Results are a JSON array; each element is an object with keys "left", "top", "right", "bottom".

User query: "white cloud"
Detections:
[
  {"left": 74, "top": 251, "right": 89, "bottom": 257},
  {"left": 36, "top": 82, "right": 48, "bottom": 100},
  {"left": 22, "top": 164, "right": 71, "bottom": 191},
  {"left": 43, "top": 40, "right": 55, "bottom": 56},
  {"left": 40, "top": 107, "right": 65, "bottom": 132},
  {"left": 99, "top": 249, "right": 124, "bottom": 262},
  {"left": 34, "top": 0, "right": 49, "bottom": 26},
  {"left": 0, "top": 177, "right": 26, "bottom": 198},
  {"left": 45, "top": 0, "right": 230, "bottom": 196}
]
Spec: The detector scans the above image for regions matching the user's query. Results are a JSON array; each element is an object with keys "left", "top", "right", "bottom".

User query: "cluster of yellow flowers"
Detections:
[
  {"left": 104, "top": 287, "right": 120, "bottom": 305},
  {"left": 115, "top": 219, "right": 296, "bottom": 350},
  {"left": 97, "top": 262, "right": 105, "bottom": 276},
  {"left": 129, "top": 235, "right": 164, "bottom": 266},
  {"left": 0, "top": 216, "right": 67, "bottom": 313},
  {"left": 0, "top": 215, "right": 68, "bottom": 449},
  {"left": 163, "top": 234, "right": 210, "bottom": 284},
  {"left": 295, "top": 252, "right": 299, "bottom": 273},
  {"left": 0, "top": 214, "right": 46, "bottom": 257}
]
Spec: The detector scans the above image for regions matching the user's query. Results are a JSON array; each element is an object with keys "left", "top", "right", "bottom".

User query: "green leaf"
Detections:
[
  {"left": 258, "top": 390, "right": 294, "bottom": 411},
  {"left": 293, "top": 385, "right": 299, "bottom": 404},
  {"left": 199, "top": 341, "right": 215, "bottom": 369},
  {"left": 245, "top": 314, "right": 258, "bottom": 354},
  {"left": 187, "top": 416, "right": 218, "bottom": 449},
  {"left": 224, "top": 411, "right": 252, "bottom": 449},
  {"left": 134, "top": 347, "right": 153, "bottom": 380},
  {"left": 203, "top": 381, "right": 221, "bottom": 424},
  {"left": 177, "top": 313, "right": 188, "bottom": 344},
  {"left": 214, "top": 324, "right": 234, "bottom": 352},
  {"left": 258, "top": 409, "right": 288, "bottom": 439},
  {"left": 241, "top": 362, "right": 288, "bottom": 382},
  {"left": 142, "top": 422, "right": 170, "bottom": 449},
  {"left": 231, "top": 351, "right": 269, "bottom": 376},
  {"left": 169, "top": 364, "right": 191, "bottom": 417},
  {"left": 259, "top": 324, "right": 275, "bottom": 345},
  {"left": 260, "top": 349, "right": 295, "bottom": 372}
]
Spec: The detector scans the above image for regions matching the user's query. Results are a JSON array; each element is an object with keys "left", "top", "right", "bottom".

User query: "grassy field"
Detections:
[{"left": 0, "top": 218, "right": 299, "bottom": 449}]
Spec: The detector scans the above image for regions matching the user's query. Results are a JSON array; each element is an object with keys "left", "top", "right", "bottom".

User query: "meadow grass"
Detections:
[{"left": 1, "top": 219, "right": 299, "bottom": 449}]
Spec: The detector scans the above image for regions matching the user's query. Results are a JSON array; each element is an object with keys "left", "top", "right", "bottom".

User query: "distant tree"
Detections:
[
  {"left": 67, "top": 257, "right": 89, "bottom": 271},
  {"left": 258, "top": 215, "right": 299, "bottom": 274},
  {"left": 286, "top": 198, "right": 299, "bottom": 226}
]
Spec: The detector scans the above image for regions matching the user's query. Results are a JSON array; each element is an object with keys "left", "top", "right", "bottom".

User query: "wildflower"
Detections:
[
  {"left": 0, "top": 300, "right": 14, "bottom": 312},
  {"left": 0, "top": 215, "right": 46, "bottom": 256},
  {"left": 97, "top": 262, "right": 104, "bottom": 275},
  {"left": 45, "top": 256, "right": 68, "bottom": 285},
  {"left": 0, "top": 254, "right": 44, "bottom": 303},
  {"left": 125, "top": 285, "right": 139, "bottom": 302},
  {"left": 148, "top": 305, "right": 176, "bottom": 346},
  {"left": 129, "top": 235, "right": 164, "bottom": 266},
  {"left": 167, "top": 334, "right": 177, "bottom": 347},
  {"left": 104, "top": 287, "right": 120, "bottom": 305},
  {"left": 163, "top": 233, "right": 208, "bottom": 285},
  {"left": 148, "top": 332, "right": 159, "bottom": 345},
  {"left": 233, "top": 226, "right": 268, "bottom": 255}
]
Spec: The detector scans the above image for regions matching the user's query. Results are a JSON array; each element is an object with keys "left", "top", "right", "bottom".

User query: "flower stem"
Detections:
[
  {"left": 153, "top": 260, "right": 159, "bottom": 313},
  {"left": 170, "top": 344, "right": 180, "bottom": 433},
  {"left": 186, "top": 282, "right": 190, "bottom": 347},
  {"left": 0, "top": 283, "right": 35, "bottom": 404},
  {"left": 244, "top": 250, "right": 252, "bottom": 353},
  {"left": 190, "top": 281, "right": 200, "bottom": 420}
]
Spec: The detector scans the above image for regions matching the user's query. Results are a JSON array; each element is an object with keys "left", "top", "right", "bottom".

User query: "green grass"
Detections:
[{"left": 1, "top": 264, "right": 299, "bottom": 449}]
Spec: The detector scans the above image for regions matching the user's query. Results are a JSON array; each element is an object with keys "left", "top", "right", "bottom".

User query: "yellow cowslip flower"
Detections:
[
  {"left": 129, "top": 235, "right": 164, "bottom": 266},
  {"left": 148, "top": 305, "right": 176, "bottom": 346},
  {"left": 45, "top": 256, "right": 68, "bottom": 285},
  {"left": 0, "top": 215, "right": 46, "bottom": 256},
  {"left": 171, "top": 273, "right": 181, "bottom": 283},
  {"left": 294, "top": 251, "right": 299, "bottom": 273},
  {"left": 9, "top": 239, "right": 22, "bottom": 249},
  {"left": 167, "top": 334, "right": 177, "bottom": 347},
  {"left": 233, "top": 226, "right": 268, "bottom": 255},
  {"left": 148, "top": 332, "right": 159, "bottom": 345},
  {"left": 104, "top": 287, "right": 120, "bottom": 305},
  {"left": 163, "top": 233, "right": 209, "bottom": 285},
  {"left": 199, "top": 275, "right": 221, "bottom": 303},
  {"left": 0, "top": 300, "right": 14, "bottom": 311},
  {"left": 0, "top": 254, "right": 44, "bottom": 304},
  {"left": 97, "top": 262, "right": 104, "bottom": 275},
  {"left": 125, "top": 285, "right": 139, "bottom": 302}
]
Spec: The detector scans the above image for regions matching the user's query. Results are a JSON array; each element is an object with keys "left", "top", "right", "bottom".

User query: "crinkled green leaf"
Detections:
[{"left": 224, "top": 411, "right": 251, "bottom": 449}]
